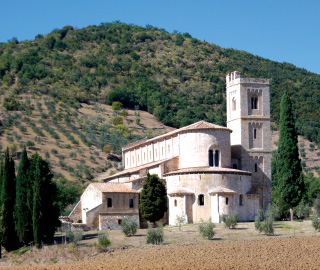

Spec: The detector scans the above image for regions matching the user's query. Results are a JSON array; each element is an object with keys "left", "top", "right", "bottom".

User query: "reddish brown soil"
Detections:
[{"left": 5, "top": 236, "right": 320, "bottom": 270}]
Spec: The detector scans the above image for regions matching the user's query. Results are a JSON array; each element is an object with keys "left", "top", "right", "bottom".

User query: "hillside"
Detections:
[
  {"left": 0, "top": 94, "right": 173, "bottom": 186},
  {"left": 0, "top": 22, "right": 320, "bottom": 146}
]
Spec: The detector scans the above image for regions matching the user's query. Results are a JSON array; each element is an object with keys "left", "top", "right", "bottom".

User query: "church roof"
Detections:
[
  {"left": 164, "top": 167, "right": 251, "bottom": 176},
  {"left": 122, "top": 120, "right": 232, "bottom": 151},
  {"left": 208, "top": 187, "right": 237, "bottom": 195},
  {"left": 168, "top": 187, "right": 194, "bottom": 196},
  {"left": 91, "top": 183, "right": 139, "bottom": 193}
]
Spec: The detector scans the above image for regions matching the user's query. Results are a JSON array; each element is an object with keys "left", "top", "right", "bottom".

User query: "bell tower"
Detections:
[{"left": 226, "top": 71, "right": 271, "bottom": 210}]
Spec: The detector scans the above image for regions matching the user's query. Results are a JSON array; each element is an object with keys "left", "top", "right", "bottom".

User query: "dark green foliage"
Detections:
[
  {"left": 98, "top": 231, "right": 111, "bottom": 248},
  {"left": 14, "top": 147, "right": 33, "bottom": 244},
  {"left": 31, "top": 153, "right": 60, "bottom": 248},
  {"left": 55, "top": 182, "right": 81, "bottom": 214},
  {"left": 0, "top": 148, "right": 21, "bottom": 251},
  {"left": 139, "top": 174, "right": 167, "bottom": 223},
  {"left": 273, "top": 92, "right": 304, "bottom": 219}
]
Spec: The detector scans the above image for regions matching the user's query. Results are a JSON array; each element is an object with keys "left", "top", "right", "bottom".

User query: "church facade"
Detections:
[{"left": 69, "top": 71, "right": 272, "bottom": 229}]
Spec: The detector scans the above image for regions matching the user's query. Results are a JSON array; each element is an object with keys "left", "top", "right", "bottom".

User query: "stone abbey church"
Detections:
[{"left": 69, "top": 71, "right": 272, "bottom": 229}]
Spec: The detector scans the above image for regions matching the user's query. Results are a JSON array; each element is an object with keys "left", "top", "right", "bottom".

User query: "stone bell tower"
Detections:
[{"left": 226, "top": 71, "right": 271, "bottom": 210}]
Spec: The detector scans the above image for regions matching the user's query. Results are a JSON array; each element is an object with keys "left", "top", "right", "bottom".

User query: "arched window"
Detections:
[
  {"left": 239, "top": 195, "right": 243, "bottom": 206},
  {"left": 232, "top": 97, "right": 236, "bottom": 111},
  {"left": 252, "top": 96, "right": 258, "bottom": 109},
  {"left": 215, "top": 150, "right": 219, "bottom": 167},
  {"left": 107, "top": 198, "right": 112, "bottom": 208},
  {"left": 129, "top": 199, "right": 134, "bottom": 208},
  {"left": 254, "top": 128, "right": 257, "bottom": 139},
  {"left": 233, "top": 164, "right": 238, "bottom": 169},
  {"left": 226, "top": 197, "right": 229, "bottom": 205},
  {"left": 198, "top": 194, "right": 204, "bottom": 206},
  {"left": 174, "top": 199, "right": 177, "bottom": 207},
  {"left": 209, "top": 150, "right": 213, "bottom": 167},
  {"left": 255, "top": 163, "right": 258, "bottom": 172}
]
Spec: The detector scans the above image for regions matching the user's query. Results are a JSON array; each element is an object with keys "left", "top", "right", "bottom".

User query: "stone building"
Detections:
[{"left": 69, "top": 71, "right": 272, "bottom": 229}]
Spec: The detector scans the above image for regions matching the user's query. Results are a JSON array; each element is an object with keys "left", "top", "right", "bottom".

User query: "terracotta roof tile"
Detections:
[
  {"left": 168, "top": 187, "right": 194, "bottom": 196},
  {"left": 208, "top": 187, "right": 237, "bottom": 195},
  {"left": 91, "top": 183, "right": 139, "bottom": 193},
  {"left": 164, "top": 166, "right": 251, "bottom": 176}
]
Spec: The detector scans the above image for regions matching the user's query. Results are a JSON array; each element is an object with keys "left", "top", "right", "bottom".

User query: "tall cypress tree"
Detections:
[
  {"left": 32, "top": 153, "right": 60, "bottom": 248},
  {"left": 0, "top": 148, "right": 21, "bottom": 251},
  {"left": 32, "top": 154, "right": 42, "bottom": 248},
  {"left": 140, "top": 173, "right": 167, "bottom": 225},
  {"left": 274, "top": 92, "right": 304, "bottom": 221},
  {"left": 14, "top": 146, "right": 33, "bottom": 244}
]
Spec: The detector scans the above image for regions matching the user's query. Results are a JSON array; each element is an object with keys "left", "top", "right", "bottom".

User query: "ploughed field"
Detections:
[{"left": 5, "top": 236, "right": 320, "bottom": 270}]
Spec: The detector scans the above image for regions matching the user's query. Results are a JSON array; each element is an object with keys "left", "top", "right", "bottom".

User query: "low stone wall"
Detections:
[{"left": 99, "top": 213, "right": 139, "bottom": 230}]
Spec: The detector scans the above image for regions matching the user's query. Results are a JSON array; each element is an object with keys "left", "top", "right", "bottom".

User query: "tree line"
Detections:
[{"left": 0, "top": 147, "right": 60, "bottom": 255}]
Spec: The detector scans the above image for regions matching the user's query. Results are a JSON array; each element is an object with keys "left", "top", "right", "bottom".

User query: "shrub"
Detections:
[
  {"left": 136, "top": 118, "right": 140, "bottom": 125},
  {"left": 146, "top": 224, "right": 163, "bottom": 245},
  {"left": 45, "top": 151, "right": 50, "bottom": 159},
  {"left": 111, "top": 101, "right": 123, "bottom": 111},
  {"left": 98, "top": 231, "right": 111, "bottom": 248},
  {"left": 121, "top": 217, "right": 138, "bottom": 236},
  {"left": 103, "top": 144, "right": 112, "bottom": 154},
  {"left": 312, "top": 216, "right": 320, "bottom": 231},
  {"left": 112, "top": 116, "right": 123, "bottom": 126},
  {"left": 51, "top": 148, "right": 58, "bottom": 154},
  {"left": 175, "top": 214, "right": 186, "bottom": 231},
  {"left": 66, "top": 229, "right": 83, "bottom": 244},
  {"left": 199, "top": 219, "right": 215, "bottom": 239},
  {"left": 294, "top": 201, "right": 311, "bottom": 219},
  {"left": 26, "top": 141, "right": 35, "bottom": 147},
  {"left": 255, "top": 206, "right": 275, "bottom": 235},
  {"left": 221, "top": 212, "right": 238, "bottom": 229}
]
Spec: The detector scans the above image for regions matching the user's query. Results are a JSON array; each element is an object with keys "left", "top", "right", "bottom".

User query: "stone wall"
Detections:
[{"left": 99, "top": 213, "right": 139, "bottom": 230}]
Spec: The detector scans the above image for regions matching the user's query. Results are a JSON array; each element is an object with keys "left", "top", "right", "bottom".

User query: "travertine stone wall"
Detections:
[
  {"left": 166, "top": 173, "right": 255, "bottom": 224},
  {"left": 124, "top": 136, "right": 179, "bottom": 169},
  {"left": 179, "top": 130, "right": 231, "bottom": 169},
  {"left": 99, "top": 214, "right": 139, "bottom": 230},
  {"left": 81, "top": 185, "right": 103, "bottom": 224}
]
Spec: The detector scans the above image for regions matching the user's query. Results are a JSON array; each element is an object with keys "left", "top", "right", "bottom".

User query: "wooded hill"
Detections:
[{"left": 0, "top": 21, "right": 320, "bottom": 144}]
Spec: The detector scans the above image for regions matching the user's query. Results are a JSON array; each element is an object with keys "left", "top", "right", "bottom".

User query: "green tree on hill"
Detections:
[
  {"left": 0, "top": 148, "right": 21, "bottom": 251},
  {"left": 273, "top": 92, "right": 304, "bottom": 221},
  {"left": 140, "top": 173, "right": 167, "bottom": 225}
]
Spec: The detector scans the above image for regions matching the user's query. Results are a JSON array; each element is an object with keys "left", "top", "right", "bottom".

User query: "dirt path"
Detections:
[{"left": 4, "top": 236, "right": 320, "bottom": 270}]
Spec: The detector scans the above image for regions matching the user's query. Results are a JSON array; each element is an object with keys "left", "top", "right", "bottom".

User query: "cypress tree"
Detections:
[
  {"left": 140, "top": 173, "right": 167, "bottom": 225},
  {"left": 274, "top": 92, "right": 304, "bottom": 221},
  {"left": 32, "top": 153, "right": 60, "bottom": 248},
  {"left": 32, "top": 154, "right": 42, "bottom": 248},
  {"left": 14, "top": 146, "right": 33, "bottom": 244},
  {"left": 0, "top": 148, "right": 21, "bottom": 251}
]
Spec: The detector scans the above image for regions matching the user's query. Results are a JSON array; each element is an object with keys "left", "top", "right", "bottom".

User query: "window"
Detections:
[
  {"left": 255, "top": 163, "right": 258, "bottom": 172},
  {"left": 107, "top": 198, "right": 112, "bottom": 208},
  {"left": 254, "top": 128, "right": 257, "bottom": 139},
  {"left": 252, "top": 96, "right": 258, "bottom": 109},
  {"left": 233, "top": 164, "right": 238, "bottom": 169},
  {"left": 174, "top": 199, "right": 177, "bottom": 207},
  {"left": 239, "top": 195, "right": 243, "bottom": 206},
  {"left": 118, "top": 219, "right": 122, "bottom": 225},
  {"left": 198, "top": 194, "right": 204, "bottom": 206},
  {"left": 232, "top": 97, "right": 236, "bottom": 111},
  {"left": 215, "top": 150, "right": 219, "bottom": 167},
  {"left": 226, "top": 197, "right": 229, "bottom": 205},
  {"left": 129, "top": 199, "right": 134, "bottom": 208},
  {"left": 209, "top": 150, "right": 213, "bottom": 167}
]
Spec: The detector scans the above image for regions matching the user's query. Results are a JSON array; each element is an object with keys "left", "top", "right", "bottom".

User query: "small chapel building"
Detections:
[{"left": 69, "top": 71, "right": 272, "bottom": 229}]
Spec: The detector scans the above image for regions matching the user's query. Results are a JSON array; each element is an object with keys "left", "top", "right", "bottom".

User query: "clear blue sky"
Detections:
[{"left": 1, "top": 0, "right": 319, "bottom": 74}]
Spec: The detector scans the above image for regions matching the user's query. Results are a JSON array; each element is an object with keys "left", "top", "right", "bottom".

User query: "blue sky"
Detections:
[{"left": 1, "top": 0, "right": 319, "bottom": 74}]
